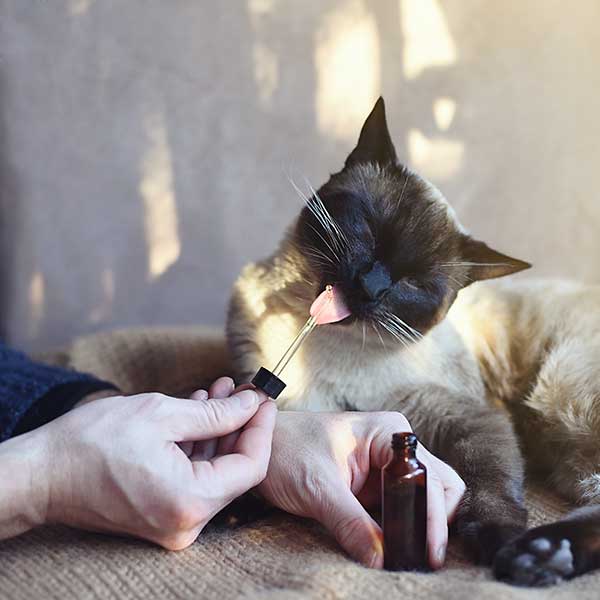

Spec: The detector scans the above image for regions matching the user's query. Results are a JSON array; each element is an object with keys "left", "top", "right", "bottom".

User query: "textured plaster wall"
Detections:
[{"left": 1, "top": 0, "right": 599, "bottom": 351}]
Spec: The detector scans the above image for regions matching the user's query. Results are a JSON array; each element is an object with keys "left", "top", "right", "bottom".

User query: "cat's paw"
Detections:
[
  {"left": 494, "top": 533, "right": 574, "bottom": 587},
  {"left": 458, "top": 521, "right": 524, "bottom": 565}
]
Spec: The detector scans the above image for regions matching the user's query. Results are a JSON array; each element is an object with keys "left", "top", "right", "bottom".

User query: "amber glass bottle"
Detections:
[{"left": 381, "top": 432, "right": 428, "bottom": 571}]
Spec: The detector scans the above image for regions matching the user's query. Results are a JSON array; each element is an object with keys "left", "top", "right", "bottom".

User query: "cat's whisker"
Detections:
[
  {"left": 381, "top": 319, "right": 413, "bottom": 348},
  {"left": 361, "top": 321, "right": 366, "bottom": 353},
  {"left": 444, "top": 273, "right": 464, "bottom": 288},
  {"left": 306, "top": 202, "right": 344, "bottom": 257},
  {"left": 305, "top": 179, "right": 350, "bottom": 250},
  {"left": 371, "top": 322, "right": 387, "bottom": 351},
  {"left": 435, "top": 267, "right": 475, "bottom": 288},
  {"left": 302, "top": 249, "right": 334, "bottom": 268},
  {"left": 290, "top": 176, "right": 344, "bottom": 256},
  {"left": 306, "top": 223, "right": 341, "bottom": 263},
  {"left": 289, "top": 176, "right": 342, "bottom": 254},
  {"left": 378, "top": 319, "right": 411, "bottom": 351},
  {"left": 386, "top": 313, "right": 423, "bottom": 343},
  {"left": 389, "top": 320, "right": 420, "bottom": 347},
  {"left": 397, "top": 172, "right": 410, "bottom": 207},
  {"left": 381, "top": 319, "right": 412, "bottom": 343},
  {"left": 438, "top": 262, "right": 514, "bottom": 268},
  {"left": 304, "top": 246, "right": 335, "bottom": 265}
]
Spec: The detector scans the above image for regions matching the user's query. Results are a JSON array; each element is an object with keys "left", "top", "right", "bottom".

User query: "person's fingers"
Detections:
[
  {"left": 425, "top": 468, "right": 449, "bottom": 569},
  {"left": 233, "top": 383, "right": 253, "bottom": 393},
  {"left": 216, "top": 430, "right": 240, "bottom": 455},
  {"left": 418, "top": 446, "right": 466, "bottom": 523},
  {"left": 228, "top": 400, "right": 277, "bottom": 461},
  {"left": 192, "top": 401, "right": 277, "bottom": 499},
  {"left": 367, "top": 412, "right": 414, "bottom": 470},
  {"left": 180, "top": 390, "right": 210, "bottom": 456},
  {"left": 355, "top": 469, "right": 380, "bottom": 509},
  {"left": 316, "top": 482, "right": 383, "bottom": 569},
  {"left": 209, "top": 377, "right": 235, "bottom": 399},
  {"left": 443, "top": 472, "right": 466, "bottom": 523},
  {"left": 165, "top": 391, "right": 261, "bottom": 441},
  {"left": 199, "top": 379, "right": 234, "bottom": 458},
  {"left": 234, "top": 383, "right": 269, "bottom": 404}
]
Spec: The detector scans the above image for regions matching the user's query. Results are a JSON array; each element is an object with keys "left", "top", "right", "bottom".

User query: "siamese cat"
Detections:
[{"left": 227, "top": 98, "right": 600, "bottom": 587}]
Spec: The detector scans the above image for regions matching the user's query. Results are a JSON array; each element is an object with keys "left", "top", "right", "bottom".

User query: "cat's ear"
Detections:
[
  {"left": 345, "top": 97, "right": 397, "bottom": 168},
  {"left": 460, "top": 237, "right": 531, "bottom": 281}
]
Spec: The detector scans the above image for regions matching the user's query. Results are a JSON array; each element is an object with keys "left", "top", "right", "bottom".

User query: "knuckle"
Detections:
[
  {"left": 376, "top": 411, "right": 411, "bottom": 431},
  {"left": 301, "top": 469, "right": 330, "bottom": 510},
  {"left": 161, "top": 498, "right": 203, "bottom": 533},
  {"left": 430, "top": 474, "right": 445, "bottom": 493},
  {"left": 160, "top": 531, "right": 197, "bottom": 551},
  {"left": 334, "top": 514, "right": 366, "bottom": 546},
  {"left": 454, "top": 474, "right": 467, "bottom": 496},
  {"left": 148, "top": 392, "right": 168, "bottom": 404},
  {"left": 254, "top": 461, "right": 269, "bottom": 486},
  {"left": 137, "top": 392, "right": 168, "bottom": 415},
  {"left": 198, "top": 399, "right": 229, "bottom": 430}
]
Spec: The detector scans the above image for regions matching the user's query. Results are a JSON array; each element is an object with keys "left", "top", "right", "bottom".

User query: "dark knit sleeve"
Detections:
[{"left": 0, "top": 342, "right": 118, "bottom": 442}]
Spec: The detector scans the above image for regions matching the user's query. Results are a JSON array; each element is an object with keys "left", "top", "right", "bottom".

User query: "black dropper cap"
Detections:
[{"left": 251, "top": 367, "right": 286, "bottom": 399}]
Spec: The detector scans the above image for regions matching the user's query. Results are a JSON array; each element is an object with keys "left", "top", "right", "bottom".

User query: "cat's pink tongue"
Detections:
[{"left": 310, "top": 285, "right": 351, "bottom": 325}]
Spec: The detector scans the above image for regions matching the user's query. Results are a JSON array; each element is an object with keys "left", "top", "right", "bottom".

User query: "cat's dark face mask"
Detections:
[{"left": 294, "top": 97, "right": 531, "bottom": 337}]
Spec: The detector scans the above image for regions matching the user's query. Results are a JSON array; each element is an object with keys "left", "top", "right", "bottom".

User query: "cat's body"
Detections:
[
  {"left": 227, "top": 99, "right": 600, "bottom": 586},
  {"left": 232, "top": 270, "right": 600, "bottom": 502}
]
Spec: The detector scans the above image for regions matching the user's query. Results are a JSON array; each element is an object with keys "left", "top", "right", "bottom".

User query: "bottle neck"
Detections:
[{"left": 394, "top": 445, "right": 417, "bottom": 461}]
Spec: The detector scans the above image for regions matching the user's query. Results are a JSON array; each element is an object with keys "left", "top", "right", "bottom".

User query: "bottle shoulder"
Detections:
[{"left": 382, "top": 457, "right": 427, "bottom": 478}]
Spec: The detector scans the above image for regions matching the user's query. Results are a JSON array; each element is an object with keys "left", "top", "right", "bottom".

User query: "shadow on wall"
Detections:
[
  {"left": 0, "top": 73, "right": 19, "bottom": 342},
  {"left": 2, "top": 0, "right": 599, "bottom": 351}
]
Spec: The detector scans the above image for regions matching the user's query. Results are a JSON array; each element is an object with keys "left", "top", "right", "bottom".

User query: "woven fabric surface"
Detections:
[{"left": 2, "top": 327, "right": 598, "bottom": 600}]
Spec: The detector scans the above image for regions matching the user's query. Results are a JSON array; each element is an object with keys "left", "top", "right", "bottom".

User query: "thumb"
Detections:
[
  {"left": 165, "top": 390, "right": 261, "bottom": 441},
  {"left": 318, "top": 484, "right": 383, "bottom": 569}
]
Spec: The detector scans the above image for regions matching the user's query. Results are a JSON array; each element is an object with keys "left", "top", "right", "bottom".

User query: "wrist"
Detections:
[
  {"left": 73, "top": 388, "right": 116, "bottom": 408},
  {"left": 0, "top": 427, "right": 51, "bottom": 539}
]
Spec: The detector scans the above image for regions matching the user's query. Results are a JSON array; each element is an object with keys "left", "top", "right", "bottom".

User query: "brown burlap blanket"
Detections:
[{"left": 1, "top": 327, "right": 597, "bottom": 599}]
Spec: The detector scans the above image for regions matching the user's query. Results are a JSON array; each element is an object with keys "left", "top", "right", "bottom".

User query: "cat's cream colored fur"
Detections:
[{"left": 230, "top": 263, "right": 600, "bottom": 504}]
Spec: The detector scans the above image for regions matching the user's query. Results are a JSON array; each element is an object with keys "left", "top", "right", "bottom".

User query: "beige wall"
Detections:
[{"left": 1, "top": 0, "right": 599, "bottom": 352}]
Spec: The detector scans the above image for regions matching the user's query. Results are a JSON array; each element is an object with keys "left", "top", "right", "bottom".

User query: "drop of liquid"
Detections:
[{"left": 309, "top": 285, "right": 352, "bottom": 325}]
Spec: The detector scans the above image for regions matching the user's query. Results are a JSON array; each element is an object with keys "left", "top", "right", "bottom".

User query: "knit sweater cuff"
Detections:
[
  {"left": 11, "top": 379, "right": 118, "bottom": 439},
  {"left": 0, "top": 343, "right": 117, "bottom": 441}
]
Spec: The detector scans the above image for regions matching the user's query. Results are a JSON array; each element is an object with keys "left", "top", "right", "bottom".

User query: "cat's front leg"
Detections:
[{"left": 403, "top": 395, "right": 528, "bottom": 565}]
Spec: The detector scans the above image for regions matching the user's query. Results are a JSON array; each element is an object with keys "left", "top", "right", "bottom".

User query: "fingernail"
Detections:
[
  {"left": 436, "top": 545, "right": 446, "bottom": 566},
  {"left": 367, "top": 548, "right": 381, "bottom": 569},
  {"left": 196, "top": 390, "right": 208, "bottom": 401},
  {"left": 235, "top": 390, "right": 258, "bottom": 409}
]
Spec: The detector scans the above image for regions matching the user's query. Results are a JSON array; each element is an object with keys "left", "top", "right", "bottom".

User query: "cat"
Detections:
[{"left": 227, "top": 97, "right": 600, "bottom": 587}]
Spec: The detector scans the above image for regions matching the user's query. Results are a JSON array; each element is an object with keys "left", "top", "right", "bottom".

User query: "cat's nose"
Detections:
[{"left": 358, "top": 262, "right": 391, "bottom": 301}]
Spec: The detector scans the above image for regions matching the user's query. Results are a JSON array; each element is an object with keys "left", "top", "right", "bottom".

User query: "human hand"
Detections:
[
  {"left": 3, "top": 389, "right": 276, "bottom": 548},
  {"left": 257, "top": 411, "right": 465, "bottom": 569}
]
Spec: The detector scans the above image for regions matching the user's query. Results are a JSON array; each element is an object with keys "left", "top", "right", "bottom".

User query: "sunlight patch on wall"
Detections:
[
  {"left": 408, "top": 128, "right": 463, "bottom": 180},
  {"left": 139, "top": 112, "right": 181, "bottom": 280},
  {"left": 70, "top": 0, "right": 93, "bottom": 16},
  {"left": 247, "top": 0, "right": 275, "bottom": 16},
  {"left": 315, "top": 0, "right": 380, "bottom": 142},
  {"left": 400, "top": 0, "right": 457, "bottom": 80},
  {"left": 89, "top": 268, "right": 115, "bottom": 324},
  {"left": 28, "top": 271, "right": 45, "bottom": 338},
  {"left": 253, "top": 43, "right": 279, "bottom": 107},
  {"left": 433, "top": 97, "right": 456, "bottom": 131}
]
